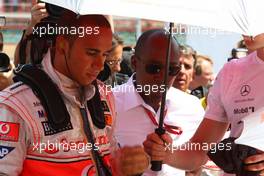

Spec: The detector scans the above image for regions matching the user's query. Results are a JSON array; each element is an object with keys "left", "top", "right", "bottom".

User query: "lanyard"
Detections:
[
  {"left": 80, "top": 107, "right": 112, "bottom": 176},
  {"left": 144, "top": 108, "right": 182, "bottom": 135}
]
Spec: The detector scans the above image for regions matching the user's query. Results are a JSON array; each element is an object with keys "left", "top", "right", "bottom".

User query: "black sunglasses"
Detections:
[
  {"left": 136, "top": 55, "right": 181, "bottom": 76},
  {"left": 145, "top": 63, "right": 181, "bottom": 76}
]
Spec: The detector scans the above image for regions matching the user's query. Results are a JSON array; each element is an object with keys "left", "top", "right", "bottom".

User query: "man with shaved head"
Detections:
[
  {"left": 113, "top": 29, "right": 204, "bottom": 175},
  {"left": 143, "top": 32, "right": 264, "bottom": 176}
]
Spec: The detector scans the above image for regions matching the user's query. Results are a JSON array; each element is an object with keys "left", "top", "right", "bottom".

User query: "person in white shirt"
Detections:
[
  {"left": 143, "top": 33, "right": 264, "bottom": 176},
  {"left": 113, "top": 29, "right": 204, "bottom": 175}
]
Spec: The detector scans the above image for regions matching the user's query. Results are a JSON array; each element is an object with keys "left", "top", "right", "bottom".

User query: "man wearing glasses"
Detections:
[
  {"left": 143, "top": 33, "right": 264, "bottom": 176},
  {"left": 113, "top": 29, "right": 204, "bottom": 175},
  {"left": 104, "top": 34, "right": 129, "bottom": 87}
]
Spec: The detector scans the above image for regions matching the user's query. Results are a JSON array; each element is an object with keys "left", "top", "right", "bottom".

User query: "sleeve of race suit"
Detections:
[{"left": 0, "top": 104, "right": 30, "bottom": 176}]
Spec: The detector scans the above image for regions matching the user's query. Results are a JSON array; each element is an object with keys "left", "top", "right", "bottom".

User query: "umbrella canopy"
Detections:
[{"left": 42, "top": 0, "right": 264, "bottom": 36}]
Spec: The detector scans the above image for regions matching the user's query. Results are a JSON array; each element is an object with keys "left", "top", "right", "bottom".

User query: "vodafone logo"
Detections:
[
  {"left": 0, "top": 121, "right": 20, "bottom": 142},
  {"left": 0, "top": 123, "right": 10, "bottom": 135}
]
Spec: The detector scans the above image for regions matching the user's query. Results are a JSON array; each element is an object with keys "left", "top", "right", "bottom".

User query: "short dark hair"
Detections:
[
  {"left": 58, "top": 10, "right": 111, "bottom": 44},
  {"left": 195, "top": 55, "right": 213, "bottom": 76},
  {"left": 112, "top": 33, "right": 124, "bottom": 50}
]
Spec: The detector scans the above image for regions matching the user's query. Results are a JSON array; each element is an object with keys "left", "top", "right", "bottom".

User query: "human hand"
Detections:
[
  {"left": 244, "top": 152, "right": 264, "bottom": 175},
  {"left": 143, "top": 132, "right": 172, "bottom": 162},
  {"left": 31, "top": 2, "right": 48, "bottom": 26},
  {"left": 113, "top": 146, "right": 149, "bottom": 176},
  {"left": 25, "top": 2, "right": 48, "bottom": 36}
]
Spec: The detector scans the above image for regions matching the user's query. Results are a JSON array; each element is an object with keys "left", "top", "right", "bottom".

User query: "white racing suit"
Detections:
[{"left": 0, "top": 52, "right": 116, "bottom": 176}]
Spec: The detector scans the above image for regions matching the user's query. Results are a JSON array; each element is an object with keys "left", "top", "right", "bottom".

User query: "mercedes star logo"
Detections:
[{"left": 240, "top": 85, "right": 251, "bottom": 96}]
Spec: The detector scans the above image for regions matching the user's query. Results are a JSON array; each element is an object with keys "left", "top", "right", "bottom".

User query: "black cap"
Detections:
[{"left": 0, "top": 53, "right": 11, "bottom": 72}]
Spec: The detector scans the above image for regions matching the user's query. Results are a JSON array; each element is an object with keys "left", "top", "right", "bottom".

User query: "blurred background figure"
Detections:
[
  {"left": 173, "top": 44, "right": 196, "bottom": 93},
  {"left": 106, "top": 34, "right": 124, "bottom": 75},
  {"left": 189, "top": 54, "right": 214, "bottom": 99},
  {"left": 103, "top": 33, "right": 130, "bottom": 87},
  {"left": 119, "top": 46, "right": 134, "bottom": 77},
  {"left": 14, "top": 1, "right": 50, "bottom": 65},
  {"left": 227, "top": 39, "right": 248, "bottom": 62},
  {"left": 0, "top": 31, "right": 14, "bottom": 90}
]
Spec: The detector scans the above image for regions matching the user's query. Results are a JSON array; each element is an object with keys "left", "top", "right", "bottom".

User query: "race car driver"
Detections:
[{"left": 0, "top": 10, "right": 148, "bottom": 176}]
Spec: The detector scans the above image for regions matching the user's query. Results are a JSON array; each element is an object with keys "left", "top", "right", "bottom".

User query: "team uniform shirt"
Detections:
[
  {"left": 205, "top": 51, "right": 264, "bottom": 176},
  {"left": 113, "top": 76, "right": 204, "bottom": 176},
  {"left": 0, "top": 51, "right": 116, "bottom": 176}
]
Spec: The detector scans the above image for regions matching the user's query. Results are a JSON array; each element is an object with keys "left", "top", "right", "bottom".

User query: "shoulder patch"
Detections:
[{"left": 0, "top": 121, "right": 20, "bottom": 142}]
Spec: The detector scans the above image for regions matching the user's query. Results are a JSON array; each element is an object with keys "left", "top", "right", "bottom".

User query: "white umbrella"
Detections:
[
  {"left": 235, "top": 107, "right": 264, "bottom": 151},
  {"left": 42, "top": 0, "right": 264, "bottom": 36}
]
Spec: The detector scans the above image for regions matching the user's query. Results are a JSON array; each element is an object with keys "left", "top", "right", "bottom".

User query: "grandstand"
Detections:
[{"left": 0, "top": 1, "right": 30, "bottom": 59}]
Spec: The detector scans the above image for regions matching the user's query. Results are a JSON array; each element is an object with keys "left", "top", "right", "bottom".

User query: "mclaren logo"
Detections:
[{"left": 240, "top": 85, "right": 251, "bottom": 96}]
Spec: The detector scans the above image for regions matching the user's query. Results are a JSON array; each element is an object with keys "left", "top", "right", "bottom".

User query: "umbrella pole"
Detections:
[{"left": 151, "top": 22, "right": 174, "bottom": 171}]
